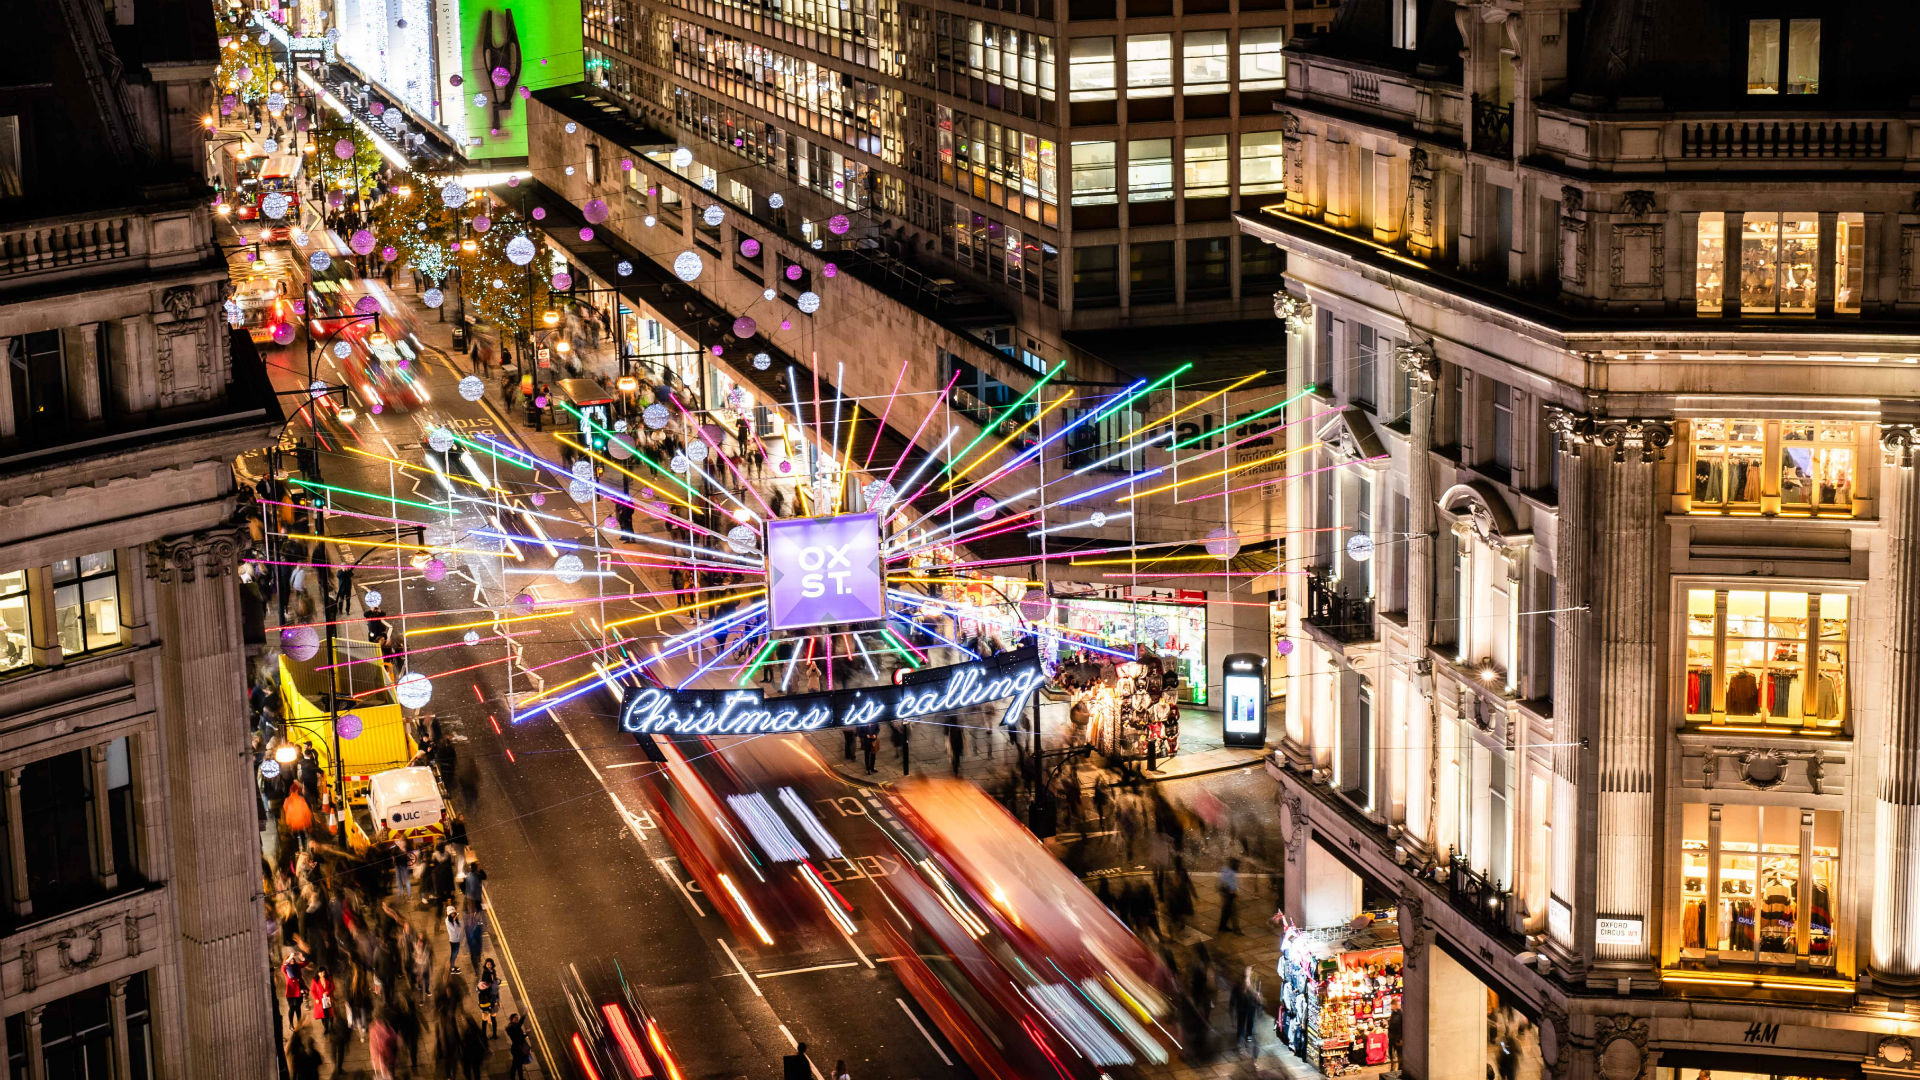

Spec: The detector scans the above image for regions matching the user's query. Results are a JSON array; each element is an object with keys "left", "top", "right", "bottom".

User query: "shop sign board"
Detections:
[
  {"left": 1594, "top": 915, "right": 1644, "bottom": 946},
  {"left": 620, "top": 646, "right": 1044, "bottom": 735},
  {"left": 766, "top": 512, "right": 884, "bottom": 631},
  {"left": 1222, "top": 653, "right": 1268, "bottom": 747}
]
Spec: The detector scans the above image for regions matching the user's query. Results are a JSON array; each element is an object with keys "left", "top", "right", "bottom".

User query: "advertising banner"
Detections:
[
  {"left": 450, "top": 0, "right": 585, "bottom": 160},
  {"left": 620, "top": 646, "right": 1045, "bottom": 736},
  {"left": 765, "top": 512, "right": 885, "bottom": 631}
]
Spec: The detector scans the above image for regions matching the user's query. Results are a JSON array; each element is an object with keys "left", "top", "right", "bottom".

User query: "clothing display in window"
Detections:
[
  {"left": 1722, "top": 897, "right": 1756, "bottom": 951},
  {"left": 1809, "top": 881, "right": 1833, "bottom": 955},
  {"left": 1693, "top": 461, "right": 1723, "bottom": 504},
  {"left": 1681, "top": 897, "right": 1707, "bottom": 950},
  {"left": 1765, "top": 672, "right": 1800, "bottom": 718},
  {"left": 1758, "top": 872, "right": 1796, "bottom": 954},
  {"left": 1687, "top": 668, "right": 1711, "bottom": 714},
  {"left": 1726, "top": 670, "right": 1761, "bottom": 716},
  {"left": 1817, "top": 674, "right": 1840, "bottom": 720}
]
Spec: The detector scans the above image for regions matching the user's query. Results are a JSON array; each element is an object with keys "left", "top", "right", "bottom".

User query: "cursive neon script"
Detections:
[{"left": 620, "top": 653, "right": 1045, "bottom": 736}]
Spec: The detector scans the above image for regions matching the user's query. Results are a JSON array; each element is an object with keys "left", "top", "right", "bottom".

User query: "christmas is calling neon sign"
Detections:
[{"left": 620, "top": 646, "right": 1044, "bottom": 735}]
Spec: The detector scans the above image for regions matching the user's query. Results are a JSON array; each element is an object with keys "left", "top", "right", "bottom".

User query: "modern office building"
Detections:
[
  {"left": 1242, "top": 0, "right": 1920, "bottom": 1076},
  {"left": 0, "top": 3, "right": 279, "bottom": 1076}
]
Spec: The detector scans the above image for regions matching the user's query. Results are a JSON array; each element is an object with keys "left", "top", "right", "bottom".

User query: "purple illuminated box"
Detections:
[{"left": 765, "top": 512, "right": 885, "bottom": 631}]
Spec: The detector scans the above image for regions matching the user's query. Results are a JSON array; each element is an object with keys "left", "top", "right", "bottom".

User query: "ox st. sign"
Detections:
[{"left": 621, "top": 646, "right": 1043, "bottom": 736}]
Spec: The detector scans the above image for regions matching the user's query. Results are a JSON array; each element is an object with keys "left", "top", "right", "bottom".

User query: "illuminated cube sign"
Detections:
[{"left": 765, "top": 512, "right": 885, "bottom": 631}]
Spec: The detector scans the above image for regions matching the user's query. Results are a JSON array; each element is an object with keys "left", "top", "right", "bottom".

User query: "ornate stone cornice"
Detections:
[
  {"left": 144, "top": 528, "right": 242, "bottom": 584},
  {"left": 1545, "top": 408, "right": 1673, "bottom": 463},
  {"left": 1393, "top": 342, "right": 1437, "bottom": 391},
  {"left": 1272, "top": 291, "right": 1314, "bottom": 333},
  {"left": 1883, "top": 423, "right": 1920, "bottom": 467}
]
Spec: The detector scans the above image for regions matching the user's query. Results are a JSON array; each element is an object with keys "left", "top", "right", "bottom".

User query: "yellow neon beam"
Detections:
[
  {"left": 408, "top": 609, "right": 575, "bottom": 637},
  {"left": 554, "top": 434, "right": 695, "bottom": 511},
  {"left": 1140, "top": 370, "right": 1268, "bottom": 432},
  {"left": 342, "top": 445, "right": 505, "bottom": 493},
  {"left": 1117, "top": 442, "right": 1321, "bottom": 504},
  {"left": 604, "top": 587, "right": 767, "bottom": 629},
  {"left": 943, "top": 391, "right": 1075, "bottom": 490},
  {"left": 835, "top": 414, "right": 858, "bottom": 514},
  {"left": 284, "top": 533, "right": 518, "bottom": 560}
]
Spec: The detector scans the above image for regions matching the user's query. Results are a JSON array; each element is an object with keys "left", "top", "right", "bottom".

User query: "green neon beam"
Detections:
[
  {"left": 941, "top": 360, "right": 1066, "bottom": 479},
  {"left": 294, "top": 478, "right": 460, "bottom": 515},
  {"left": 737, "top": 639, "right": 779, "bottom": 685},
  {"left": 1168, "top": 384, "right": 1315, "bottom": 451}
]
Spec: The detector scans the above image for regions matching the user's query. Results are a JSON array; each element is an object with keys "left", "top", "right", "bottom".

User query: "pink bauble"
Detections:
[
  {"left": 732, "top": 317, "right": 757, "bottom": 338},
  {"left": 349, "top": 229, "right": 375, "bottom": 255},
  {"left": 334, "top": 139, "right": 354, "bottom": 160},
  {"left": 582, "top": 198, "right": 609, "bottom": 224},
  {"left": 531, "top": 207, "right": 546, "bottom": 220},
  {"left": 740, "top": 238, "right": 760, "bottom": 258},
  {"left": 471, "top": 215, "right": 491, "bottom": 231},
  {"left": 578, "top": 227, "right": 594, "bottom": 241}
]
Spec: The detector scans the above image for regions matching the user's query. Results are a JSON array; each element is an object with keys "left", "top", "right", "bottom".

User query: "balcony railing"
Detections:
[
  {"left": 1304, "top": 570, "right": 1375, "bottom": 643},
  {"left": 1680, "top": 119, "right": 1887, "bottom": 159},
  {"left": 0, "top": 215, "right": 131, "bottom": 279},
  {"left": 1446, "top": 860, "right": 1527, "bottom": 952},
  {"left": 1471, "top": 96, "right": 1514, "bottom": 158}
]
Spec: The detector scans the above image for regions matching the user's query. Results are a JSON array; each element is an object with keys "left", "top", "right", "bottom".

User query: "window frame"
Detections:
[
  {"left": 1687, "top": 417, "right": 1862, "bottom": 518},
  {"left": 0, "top": 567, "right": 29, "bottom": 674},
  {"left": 1181, "top": 30, "right": 1229, "bottom": 94},
  {"left": 1679, "top": 801, "right": 1838, "bottom": 968},
  {"left": 1745, "top": 18, "right": 1820, "bottom": 96},
  {"left": 1679, "top": 581, "right": 1851, "bottom": 730},
  {"left": 1068, "top": 140, "right": 1116, "bottom": 206},
  {"left": 1124, "top": 33, "right": 1173, "bottom": 98},
  {"left": 51, "top": 550, "right": 122, "bottom": 659},
  {"left": 1181, "top": 134, "right": 1229, "bottom": 199},
  {"left": 1126, "top": 138, "right": 1173, "bottom": 202},
  {"left": 1067, "top": 37, "right": 1115, "bottom": 102},
  {"left": 1240, "top": 130, "right": 1286, "bottom": 194},
  {"left": 1238, "top": 28, "right": 1287, "bottom": 90}
]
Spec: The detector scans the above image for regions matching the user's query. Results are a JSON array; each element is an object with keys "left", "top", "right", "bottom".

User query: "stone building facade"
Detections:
[
  {"left": 1241, "top": 1, "right": 1920, "bottom": 1077},
  {"left": 0, "top": 3, "right": 279, "bottom": 1076}
]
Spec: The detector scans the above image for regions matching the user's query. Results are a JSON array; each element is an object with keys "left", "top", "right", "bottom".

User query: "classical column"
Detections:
[
  {"left": 23, "top": 1005, "right": 45, "bottom": 1080},
  {"left": 1396, "top": 343, "right": 1438, "bottom": 860},
  {"left": 1544, "top": 408, "right": 1591, "bottom": 968},
  {"left": 1872, "top": 424, "right": 1920, "bottom": 990},
  {"left": 4, "top": 767, "right": 29, "bottom": 919},
  {"left": 108, "top": 978, "right": 132, "bottom": 1080},
  {"left": 1577, "top": 416, "right": 1672, "bottom": 971},
  {"left": 144, "top": 530, "right": 276, "bottom": 1076},
  {"left": 88, "top": 743, "right": 117, "bottom": 891},
  {"left": 1275, "top": 292, "right": 1316, "bottom": 771}
]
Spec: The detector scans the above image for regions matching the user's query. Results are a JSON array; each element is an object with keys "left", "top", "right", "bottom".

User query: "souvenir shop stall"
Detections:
[
  {"left": 1054, "top": 596, "right": 1208, "bottom": 704},
  {"left": 1064, "top": 657, "right": 1182, "bottom": 762},
  {"left": 1278, "top": 920, "right": 1404, "bottom": 1077}
]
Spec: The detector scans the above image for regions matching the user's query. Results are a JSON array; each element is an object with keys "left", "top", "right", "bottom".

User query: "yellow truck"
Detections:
[{"left": 278, "top": 638, "right": 418, "bottom": 821}]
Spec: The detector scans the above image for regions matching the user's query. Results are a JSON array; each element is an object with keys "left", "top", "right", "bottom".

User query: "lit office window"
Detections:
[
  {"left": 1747, "top": 19, "right": 1819, "bottom": 95},
  {"left": 1241, "top": 131, "right": 1286, "bottom": 193},
  {"left": 1070, "top": 141, "right": 1117, "bottom": 205},
  {"left": 52, "top": 552, "right": 120, "bottom": 658},
  {"left": 0, "top": 569, "right": 27, "bottom": 673},
  {"left": 1183, "top": 31, "right": 1229, "bottom": 94},
  {"left": 1126, "top": 34, "right": 1173, "bottom": 98},
  {"left": 1239, "top": 28, "right": 1287, "bottom": 90},
  {"left": 1183, "top": 135, "right": 1229, "bottom": 198},
  {"left": 1068, "top": 37, "right": 1115, "bottom": 102},
  {"left": 1127, "top": 139, "right": 1173, "bottom": 201}
]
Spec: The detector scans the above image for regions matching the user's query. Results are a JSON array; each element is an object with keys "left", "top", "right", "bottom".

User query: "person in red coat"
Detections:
[{"left": 282, "top": 949, "right": 309, "bottom": 1025}]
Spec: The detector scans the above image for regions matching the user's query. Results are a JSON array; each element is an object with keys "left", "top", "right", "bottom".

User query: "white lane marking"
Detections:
[
  {"left": 752, "top": 961, "right": 859, "bottom": 978},
  {"left": 777, "top": 1025, "right": 830, "bottom": 1080},
  {"left": 653, "top": 857, "right": 705, "bottom": 917},
  {"left": 718, "top": 937, "right": 763, "bottom": 997},
  {"left": 838, "top": 923, "right": 874, "bottom": 969},
  {"left": 897, "top": 996, "right": 954, "bottom": 1066}
]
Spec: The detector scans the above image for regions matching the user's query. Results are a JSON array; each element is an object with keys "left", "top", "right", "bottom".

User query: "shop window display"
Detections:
[
  {"left": 1739, "top": 212, "right": 1819, "bottom": 315},
  {"left": 1055, "top": 598, "right": 1206, "bottom": 703},
  {"left": 1690, "top": 417, "right": 1862, "bottom": 517},
  {"left": 1680, "top": 804, "right": 1837, "bottom": 966},
  {"left": 1278, "top": 924, "right": 1403, "bottom": 1076},
  {"left": 1683, "top": 588, "right": 1846, "bottom": 728},
  {"left": 1780, "top": 420, "right": 1854, "bottom": 513},
  {"left": 1834, "top": 212, "right": 1864, "bottom": 314},
  {"left": 1694, "top": 211, "right": 1725, "bottom": 314}
]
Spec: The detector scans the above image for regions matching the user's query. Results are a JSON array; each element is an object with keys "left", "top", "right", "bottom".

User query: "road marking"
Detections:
[
  {"left": 481, "top": 887, "right": 559, "bottom": 1079},
  {"left": 717, "top": 937, "right": 762, "bottom": 997},
  {"left": 777, "top": 1025, "right": 830, "bottom": 1080},
  {"left": 896, "top": 996, "right": 953, "bottom": 1065},
  {"left": 752, "top": 961, "right": 859, "bottom": 978},
  {"left": 653, "top": 857, "right": 705, "bottom": 917},
  {"left": 838, "top": 923, "right": 874, "bottom": 969}
]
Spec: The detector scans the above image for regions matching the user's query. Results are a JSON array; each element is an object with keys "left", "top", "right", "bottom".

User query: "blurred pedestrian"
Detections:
[
  {"left": 859, "top": 724, "right": 879, "bottom": 774},
  {"left": 949, "top": 725, "right": 964, "bottom": 775},
  {"left": 1231, "top": 966, "right": 1260, "bottom": 1047},
  {"left": 444, "top": 902, "right": 463, "bottom": 974},
  {"left": 283, "top": 948, "right": 309, "bottom": 1025},
  {"left": 1217, "top": 856, "right": 1241, "bottom": 934},
  {"left": 893, "top": 721, "right": 911, "bottom": 775},
  {"left": 288, "top": 1028, "right": 323, "bottom": 1080},
  {"left": 460, "top": 1015, "right": 489, "bottom": 1080},
  {"left": 833, "top": 1061, "right": 852, "bottom": 1080},
  {"left": 462, "top": 904, "right": 484, "bottom": 969}
]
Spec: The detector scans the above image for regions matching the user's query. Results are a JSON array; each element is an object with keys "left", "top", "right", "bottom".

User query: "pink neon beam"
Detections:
[
  {"left": 881, "top": 371, "right": 960, "bottom": 489},
  {"left": 862, "top": 358, "right": 911, "bottom": 471}
]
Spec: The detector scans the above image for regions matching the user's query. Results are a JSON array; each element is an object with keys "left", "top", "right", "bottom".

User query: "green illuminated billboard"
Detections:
[{"left": 452, "top": 0, "right": 583, "bottom": 161}]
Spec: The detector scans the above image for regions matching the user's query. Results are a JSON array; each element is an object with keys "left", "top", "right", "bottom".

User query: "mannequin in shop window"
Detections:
[
  {"left": 1723, "top": 879, "right": 1756, "bottom": 952},
  {"left": 1758, "top": 867, "right": 1796, "bottom": 955},
  {"left": 1681, "top": 881, "right": 1708, "bottom": 950}
]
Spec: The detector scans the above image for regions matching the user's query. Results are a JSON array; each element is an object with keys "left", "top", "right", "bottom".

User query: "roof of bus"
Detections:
[
  {"left": 227, "top": 140, "right": 270, "bottom": 161},
  {"left": 556, "top": 377, "right": 613, "bottom": 405},
  {"left": 260, "top": 154, "right": 302, "bottom": 180}
]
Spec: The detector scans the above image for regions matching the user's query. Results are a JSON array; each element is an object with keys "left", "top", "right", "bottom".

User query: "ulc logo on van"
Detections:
[
  {"left": 390, "top": 808, "right": 428, "bottom": 824},
  {"left": 766, "top": 512, "right": 884, "bottom": 631}
]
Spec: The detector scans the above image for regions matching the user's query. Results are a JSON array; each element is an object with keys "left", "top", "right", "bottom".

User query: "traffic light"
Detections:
[{"left": 589, "top": 422, "right": 608, "bottom": 453}]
